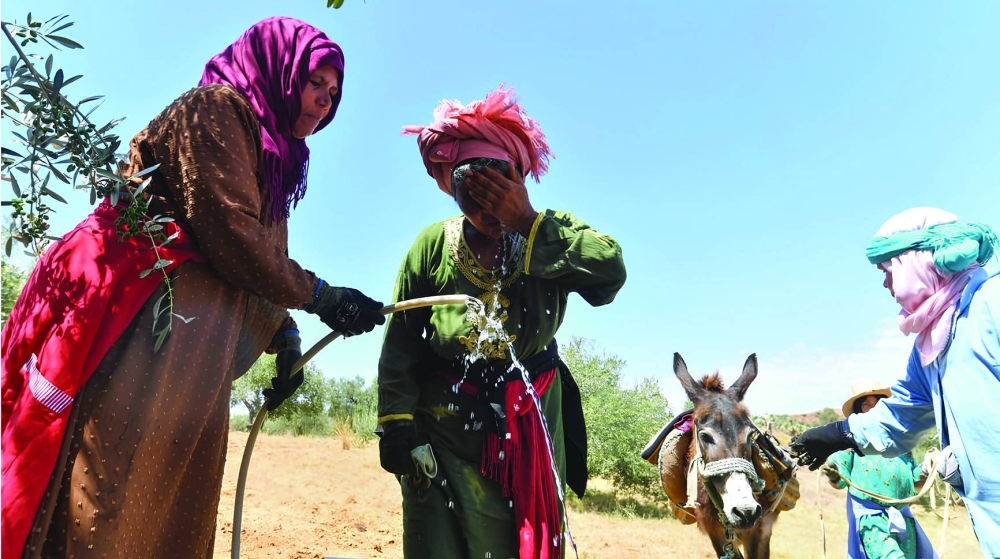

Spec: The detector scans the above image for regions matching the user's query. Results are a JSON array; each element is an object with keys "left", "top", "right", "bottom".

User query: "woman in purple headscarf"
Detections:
[{"left": 1, "top": 17, "right": 383, "bottom": 558}]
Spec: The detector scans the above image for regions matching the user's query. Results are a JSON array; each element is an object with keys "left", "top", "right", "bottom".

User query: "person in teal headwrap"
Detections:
[{"left": 791, "top": 207, "right": 1000, "bottom": 558}]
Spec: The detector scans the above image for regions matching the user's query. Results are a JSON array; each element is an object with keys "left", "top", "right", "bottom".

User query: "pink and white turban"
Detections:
[{"left": 403, "top": 85, "right": 552, "bottom": 195}]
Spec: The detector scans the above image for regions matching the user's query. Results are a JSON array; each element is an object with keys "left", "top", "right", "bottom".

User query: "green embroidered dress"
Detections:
[
  {"left": 829, "top": 450, "right": 926, "bottom": 559},
  {"left": 378, "top": 210, "right": 626, "bottom": 558}
]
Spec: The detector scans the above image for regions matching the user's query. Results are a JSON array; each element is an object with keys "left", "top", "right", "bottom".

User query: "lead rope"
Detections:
[
  {"left": 831, "top": 449, "right": 943, "bottom": 505},
  {"left": 824, "top": 448, "right": 953, "bottom": 557}
]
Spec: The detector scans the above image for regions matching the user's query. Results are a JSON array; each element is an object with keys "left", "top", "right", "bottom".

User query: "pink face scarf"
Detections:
[
  {"left": 882, "top": 252, "right": 977, "bottom": 366},
  {"left": 402, "top": 85, "right": 552, "bottom": 195},
  {"left": 874, "top": 208, "right": 980, "bottom": 366},
  {"left": 200, "top": 17, "right": 344, "bottom": 221}
]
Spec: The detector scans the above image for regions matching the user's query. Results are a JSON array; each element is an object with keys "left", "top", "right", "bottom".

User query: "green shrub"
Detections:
[
  {"left": 230, "top": 413, "right": 250, "bottom": 432},
  {"left": 262, "top": 412, "right": 333, "bottom": 437},
  {"left": 564, "top": 337, "right": 672, "bottom": 501}
]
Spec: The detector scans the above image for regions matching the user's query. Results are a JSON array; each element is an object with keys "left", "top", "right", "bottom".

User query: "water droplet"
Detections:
[
  {"left": 441, "top": 479, "right": 447, "bottom": 487},
  {"left": 498, "top": 451, "right": 505, "bottom": 460},
  {"left": 448, "top": 500, "right": 455, "bottom": 509}
]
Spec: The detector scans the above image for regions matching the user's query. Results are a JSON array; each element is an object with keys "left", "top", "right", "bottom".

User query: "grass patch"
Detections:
[
  {"left": 567, "top": 487, "right": 673, "bottom": 520},
  {"left": 262, "top": 413, "right": 333, "bottom": 437}
]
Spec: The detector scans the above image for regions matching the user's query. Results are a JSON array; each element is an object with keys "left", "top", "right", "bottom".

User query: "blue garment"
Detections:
[
  {"left": 847, "top": 493, "right": 937, "bottom": 559},
  {"left": 847, "top": 268, "right": 1000, "bottom": 559}
]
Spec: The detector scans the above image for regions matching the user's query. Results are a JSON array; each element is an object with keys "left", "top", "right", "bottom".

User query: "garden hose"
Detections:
[{"left": 231, "top": 294, "right": 472, "bottom": 559}]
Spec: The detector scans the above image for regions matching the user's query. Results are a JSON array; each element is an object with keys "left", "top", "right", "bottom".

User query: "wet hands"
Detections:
[
  {"left": 465, "top": 166, "right": 538, "bottom": 235},
  {"left": 304, "top": 281, "right": 385, "bottom": 336},
  {"left": 263, "top": 329, "right": 304, "bottom": 411},
  {"left": 789, "top": 420, "right": 860, "bottom": 470},
  {"left": 378, "top": 420, "right": 437, "bottom": 487}
]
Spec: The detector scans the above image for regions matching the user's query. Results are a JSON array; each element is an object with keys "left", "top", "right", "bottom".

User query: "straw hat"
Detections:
[{"left": 842, "top": 379, "right": 892, "bottom": 417}]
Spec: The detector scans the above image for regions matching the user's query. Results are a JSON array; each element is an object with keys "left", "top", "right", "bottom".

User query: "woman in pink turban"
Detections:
[
  {"left": 2, "top": 17, "right": 384, "bottom": 558},
  {"left": 377, "top": 85, "right": 628, "bottom": 559}
]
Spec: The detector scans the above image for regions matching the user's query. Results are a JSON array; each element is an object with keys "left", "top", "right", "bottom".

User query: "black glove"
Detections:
[
  {"left": 790, "top": 420, "right": 861, "bottom": 470},
  {"left": 304, "top": 280, "right": 385, "bottom": 337},
  {"left": 378, "top": 420, "right": 421, "bottom": 476},
  {"left": 262, "top": 329, "right": 303, "bottom": 411}
]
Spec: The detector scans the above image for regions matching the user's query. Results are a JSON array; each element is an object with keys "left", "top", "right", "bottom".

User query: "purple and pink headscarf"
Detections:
[
  {"left": 200, "top": 17, "right": 344, "bottom": 221},
  {"left": 403, "top": 85, "right": 552, "bottom": 195}
]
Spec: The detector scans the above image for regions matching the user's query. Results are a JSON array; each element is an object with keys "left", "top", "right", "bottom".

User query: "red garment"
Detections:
[
  {"left": 480, "top": 368, "right": 560, "bottom": 559},
  {"left": 0, "top": 203, "right": 202, "bottom": 558}
]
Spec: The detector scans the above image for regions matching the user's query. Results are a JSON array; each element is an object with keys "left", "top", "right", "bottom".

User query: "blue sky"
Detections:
[{"left": 3, "top": 1, "right": 999, "bottom": 414}]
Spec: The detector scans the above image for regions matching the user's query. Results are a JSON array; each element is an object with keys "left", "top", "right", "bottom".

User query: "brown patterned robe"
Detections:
[{"left": 24, "top": 85, "right": 318, "bottom": 558}]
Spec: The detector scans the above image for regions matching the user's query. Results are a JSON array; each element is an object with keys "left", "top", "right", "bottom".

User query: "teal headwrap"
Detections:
[{"left": 866, "top": 221, "right": 998, "bottom": 274}]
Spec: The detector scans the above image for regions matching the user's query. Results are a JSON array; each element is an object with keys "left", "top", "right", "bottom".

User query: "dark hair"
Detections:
[{"left": 852, "top": 394, "right": 885, "bottom": 415}]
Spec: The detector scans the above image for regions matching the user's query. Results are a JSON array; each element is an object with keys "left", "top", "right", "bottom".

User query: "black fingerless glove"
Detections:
[
  {"left": 304, "top": 280, "right": 385, "bottom": 337},
  {"left": 790, "top": 420, "right": 861, "bottom": 470},
  {"left": 262, "top": 329, "right": 303, "bottom": 411},
  {"left": 378, "top": 420, "right": 421, "bottom": 476}
]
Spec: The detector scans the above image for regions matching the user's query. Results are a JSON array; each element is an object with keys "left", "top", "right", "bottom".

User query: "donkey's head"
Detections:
[{"left": 674, "top": 352, "right": 762, "bottom": 530}]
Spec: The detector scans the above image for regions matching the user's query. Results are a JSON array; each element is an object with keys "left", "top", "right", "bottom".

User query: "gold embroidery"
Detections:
[
  {"left": 523, "top": 211, "right": 546, "bottom": 275},
  {"left": 445, "top": 217, "right": 524, "bottom": 360},
  {"left": 459, "top": 307, "right": 517, "bottom": 359},
  {"left": 377, "top": 413, "right": 414, "bottom": 425}
]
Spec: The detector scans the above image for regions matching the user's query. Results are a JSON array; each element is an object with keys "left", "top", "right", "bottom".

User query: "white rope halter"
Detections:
[{"left": 701, "top": 457, "right": 765, "bottom": 493}]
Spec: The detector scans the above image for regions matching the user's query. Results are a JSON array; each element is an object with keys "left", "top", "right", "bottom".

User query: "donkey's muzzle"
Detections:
[{"left": 731, "top": 503, "right": 762, "bottom": 529}]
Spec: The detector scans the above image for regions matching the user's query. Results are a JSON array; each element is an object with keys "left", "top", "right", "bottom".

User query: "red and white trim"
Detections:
[{"left": 25, "top": 354, "right": 73, "bottom": 414}]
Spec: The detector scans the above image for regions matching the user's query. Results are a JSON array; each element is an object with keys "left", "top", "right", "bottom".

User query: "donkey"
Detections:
[{"left": 673, "top": 352, "right": 784, "bottom": 559}]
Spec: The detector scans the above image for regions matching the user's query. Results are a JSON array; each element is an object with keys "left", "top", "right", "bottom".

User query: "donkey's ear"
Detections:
[
  {"left": 728, "top": 353, "right": 758, "bottom": 402},
  {"left": 673, "top": 353, "right": 701, "bottom": 403}
]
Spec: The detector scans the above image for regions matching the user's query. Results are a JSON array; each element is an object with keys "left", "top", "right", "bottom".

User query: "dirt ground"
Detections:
[{"left": 216, "top": 431, "right": 981, "bottom": 559}]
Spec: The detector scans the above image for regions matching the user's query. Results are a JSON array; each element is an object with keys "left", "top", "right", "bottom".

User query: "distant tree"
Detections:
[
  {"left": 815, "top": 407, "right": 840, "bottom": 425},
  {"left": 327, "top": 375, "right": 375, "bottom": 419},
  {"left": 565, "top": 337, "right": 672, "bottom": 500},
  {"left": 230, "top": 354, "right": 329, "bottom": 423},
  {"left": 753, "top": 413, "right": 810, "bottom": 443},
  {"left": 1, "top": 259, "right": 28, "bottom": 328},
  {"left": 327, "top": 375, "right": 379, "bottom": 442}
]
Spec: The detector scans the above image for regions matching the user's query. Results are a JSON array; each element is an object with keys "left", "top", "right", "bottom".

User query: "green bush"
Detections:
[
  {"left": 262, "top": 413, "right": 333, "bottom": 437},
  {"left": 753, "top": 414, "right": 810, "bottom": 442},
  {"left": 1, "top": 259, "right": 28, "bottom": 329},
  {"left": 327, "top": 375, "right": 379, "bottom": 444},
  {"left": 564, "top": 337, "right": 672, "bottom": 501},
  {"left": 351, "top": 399, "right": 379, "bottom": 444},
  {"left": 230, "top": 413, "right": 250, "bottom": 432},
  {"left": 815, "top": 407, "right": 840, "bottom": 425}
]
